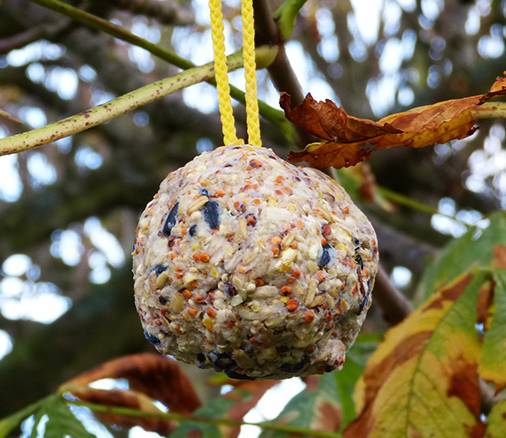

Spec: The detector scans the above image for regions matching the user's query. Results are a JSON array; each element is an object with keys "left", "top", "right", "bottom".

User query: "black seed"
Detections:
[
  {"left": 144, "top": 331, "right": 161, "bottom": 346},
  {"left": 162, "top": 202, "right": 179, "bottom": 236},
  {"left": 158, "top": 295, "right": 167, "bottom": 305},
  {"left": 196, "top": 352, "right": 207, "bottom": 368},
  {"left": 357, "top": 293, "right": 369, "bottom": 315},
  {"left": 202, "top": 201, "right": 220, "bottom": 229},
  {"left": 189, "top": 224, "right": 197, "bottom": 236},
  {"left": 224, "top": 282, "right": 237, "bottom": 297},
  {"left": 318, "top": 244, "right": 333, "bottom": 268},
  {"left": 354, "top": 254, "right": 364, "bottom": 270},
  {"left": 152, "top": 264, "right": 167, "bottom": 276},
  {"left": 208, "top": 351, "right": 236, "bottom": 370},
  {"left": 199, "top": 188, "right": 209, "bottom": 196},
  {"left": 353, "top": 237, "right": 360, "bottom": 248},
  {"left": 225, "top": 369, "right": 251, "bottom": 380},
  {"left": 280, "top": 357, "right": 308, "bottom": 373}
]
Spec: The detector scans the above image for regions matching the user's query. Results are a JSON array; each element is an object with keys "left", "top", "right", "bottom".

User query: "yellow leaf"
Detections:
[
  {"left": 479, "top": 269, "right": 506, "bottom": 390},
  {"left": 485, "top": 400, "right": 506, "bottom": 438},
  {"left": 345, "top": 273, "right": 486, "bottom": 438}
]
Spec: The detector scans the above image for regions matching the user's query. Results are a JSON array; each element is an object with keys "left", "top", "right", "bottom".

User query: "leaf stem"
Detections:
[
  {"left": 376, "top": 186, "right": 470, "bottom": 228},
  {"left": 67, "top": 399, "right": 340, "bottom": 437},
  {"left": 30, "top": 0, "right": 288, "bottom": 128},
  {"left": 0, "top": 46, "right": 277, "bottom": 156},
  {"left": 471, "top": 102, "right": 506, "bottom": 119}
]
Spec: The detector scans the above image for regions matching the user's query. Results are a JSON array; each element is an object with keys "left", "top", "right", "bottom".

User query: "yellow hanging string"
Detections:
[
  {"left": 208, "top": 0, "right": 262, "bottom": 147},
  {"left": 241, "top": 0, "right": 262, "bottom": 146},
  {"left": 208, "top": 0, "right": 241, "bottom": 145}
]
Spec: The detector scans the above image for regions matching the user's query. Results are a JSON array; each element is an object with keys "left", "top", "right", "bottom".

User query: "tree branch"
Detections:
[
  {"left": 0, "top": 46, "right": 277, "bottom": 156},
  {"left": 374, "top": 265, "right": 413, "bottom": 325},
  {"left": 253, "top": 0, "right": 304, "bottom": 104},
  {"left": 252, "top": 0, "right": 313, "bottom": 146}
]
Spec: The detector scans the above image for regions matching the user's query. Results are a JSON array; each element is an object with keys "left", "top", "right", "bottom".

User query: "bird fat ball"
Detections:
[{"left": 133, "top": 145, "right": 378, "bottom": 379}]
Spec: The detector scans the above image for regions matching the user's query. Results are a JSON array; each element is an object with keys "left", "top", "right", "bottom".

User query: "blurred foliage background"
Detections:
[{"left": 0, "top": 0, "right": 505, "bottom": 435}]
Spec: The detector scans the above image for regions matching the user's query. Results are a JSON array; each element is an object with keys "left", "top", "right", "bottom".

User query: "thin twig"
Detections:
[
  {"left": 0, "top": 46, "right": 277, "bottom": 156},
  {"left": 376, "top": 186, "right": 471, "bottom": 228},
  {"left": 67, "top": 399, "right": 340, "bottom": 437},
  {"left": 0, "top": 21, "right": 68, "bottom": 54}
]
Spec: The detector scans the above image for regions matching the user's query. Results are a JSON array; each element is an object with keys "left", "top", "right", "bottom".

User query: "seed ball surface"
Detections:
[{"left": 133, "top": 145, "right": 378, "bottom": 379}]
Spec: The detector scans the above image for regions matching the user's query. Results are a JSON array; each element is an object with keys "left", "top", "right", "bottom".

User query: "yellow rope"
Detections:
[
  {"left": 208, "top": 0, "right": 241, "bottom": 145},
  {"left": 241, "top": 0, "right": 262, "bottom": 146},
  {"left": 208, "top": 0, "right": 262, "bottom": 146}
]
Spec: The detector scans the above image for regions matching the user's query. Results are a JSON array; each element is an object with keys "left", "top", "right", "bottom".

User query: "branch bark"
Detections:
[
  {"left": 253, "top": 0, "right": 304, "bottom": 105},
  {"left": 252, "top": 0, "right": 315, "bottom": 146}
]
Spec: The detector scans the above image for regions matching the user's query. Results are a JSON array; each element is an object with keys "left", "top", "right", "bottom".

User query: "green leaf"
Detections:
[
  {"left": 274, "top": 0, "right": 308, "bottom": 40},
  {"left": 29, "top": 396, "right": 95, "bottom": 438},
  {"left": 479, "top": 269, "right": 506, "bottom": 388},
  {"left": 0, "top": 396, "right": 52, "bottom": 438},
  {"left": 416, "top": 212, "right": 506, "bottom": 302}
]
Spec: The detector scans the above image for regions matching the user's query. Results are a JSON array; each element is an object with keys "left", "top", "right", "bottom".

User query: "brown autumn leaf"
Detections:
[
  {"left": 283, "top": 72, "right": 506, "bottom": 168},
  {"left": 63, "top": 353, "right": 201, "bottom": 413}
]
